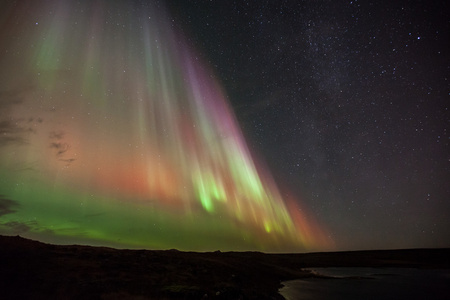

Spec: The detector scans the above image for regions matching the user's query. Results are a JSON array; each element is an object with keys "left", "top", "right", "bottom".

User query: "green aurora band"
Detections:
[{"left": 0, "top": 0, "right": 331, "bottom": 251}]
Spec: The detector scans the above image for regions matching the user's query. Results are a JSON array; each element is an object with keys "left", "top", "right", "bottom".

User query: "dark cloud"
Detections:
[
  {"left": 0, "top": 196, "right": 53, "bottom": 234},
  {"left": 0, "top": 89, "right": 25, "bottom": 109},
  {"left": 50, "top": 142, "right": 69, "bottom": 156},
  {"left": 0, "top": 219, "right": 52, "bottom": 236},
  {"left": 49, "top": 131, "right": 75, "bottom": 165},
  {"left": 49, "top": 131, "right": 65, "bottom": 140},
  {"left": 0, "top": 88, "right": 43, "bottom": 147},
  {"left": 0, "top": 220, "right": 34, "bottom": 233},
  {"left": 49, "top": 132, "right": 69, "bottom": 155},
  {"left": 59, "top": 158, "right": 76, "bottom": 165},
  {"left": 0, "top": 196, "right": 19, "bottom": 217},
  {"left": 0, "top": 120, "right": 29, "bottom": 146}
]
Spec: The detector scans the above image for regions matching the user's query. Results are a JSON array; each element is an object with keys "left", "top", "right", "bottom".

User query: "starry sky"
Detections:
[
  {"left": 0, "top": 0, "right": 448, "bottom": 252},
  {"left": 166, "top": 0, "right": 449, "bottom": 251}
]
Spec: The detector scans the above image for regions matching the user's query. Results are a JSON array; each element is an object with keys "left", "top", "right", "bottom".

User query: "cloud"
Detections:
[
  {"left": 0, "top": 88, "right": 43, "bottom": 147},
  {"left": 50, "top": 142, "right": 69, "bottom": 155},
  {"left": 0, "top": 89, "right": 25, "bottom": 109},
  {"left": 0, "top": 120, "right": 29, "bottom": 146},
  {"left": 59, "top": 158, "right": 76, "bottom": 166},
  {"left": 49, "top": 132, "right": 69, "bottom": 156},
  {"left": 0, "top": 221, "right": 34, "bottom": 233},
  {"left": 48, "top": 131, "right": 76, "bottom": 165},
  {"left": 49, "top": 131, "right": 65, "bottom": 140},
  {"left": 0, "top": 196, "right": 19, "bottom": 217},
  {"left": 0, "top": 219, "right": 54, "bottom": 236}
]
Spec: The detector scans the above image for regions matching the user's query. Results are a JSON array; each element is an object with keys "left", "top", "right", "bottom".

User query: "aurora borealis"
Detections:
[
  {"left": 0, "top": 1, "right": 330, "bottom": 251},
  {"left": 2, "top": 0, "right": 449, "bottom": 253}
]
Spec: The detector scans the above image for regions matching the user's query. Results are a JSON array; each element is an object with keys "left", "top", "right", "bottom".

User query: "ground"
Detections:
[{"left": 1, "top": 235, "right": 449, "bottom": 299}]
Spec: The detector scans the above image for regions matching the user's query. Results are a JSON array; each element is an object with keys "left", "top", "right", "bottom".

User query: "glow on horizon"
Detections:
[{"left": 0, "top": 0, "right": 332, "bottom": 252}]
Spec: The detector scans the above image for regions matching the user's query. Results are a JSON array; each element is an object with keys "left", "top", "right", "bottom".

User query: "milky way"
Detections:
[
  {"left": 170, "top": 0, "right": 449, "bottom": 251},
  {"left": 0, "top": 1, "right": 331, "bottom": 251}
]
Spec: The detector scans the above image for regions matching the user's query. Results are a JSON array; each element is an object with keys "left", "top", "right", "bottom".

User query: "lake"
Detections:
[{"left": 279, "top": 267, "right": 450, "bottom": 300}]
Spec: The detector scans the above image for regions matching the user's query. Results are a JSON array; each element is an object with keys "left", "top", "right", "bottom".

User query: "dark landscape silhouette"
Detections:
[{"left": 1, "top": 235, "right": 449, "bottom": 299}]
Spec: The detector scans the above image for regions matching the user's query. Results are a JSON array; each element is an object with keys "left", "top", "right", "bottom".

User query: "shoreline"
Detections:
[
  {"left": 1, "top": 235, "right": 449, "bottom": 299},
  {"left": 278, "top": 267, "right": 450, "bottom": 300}
]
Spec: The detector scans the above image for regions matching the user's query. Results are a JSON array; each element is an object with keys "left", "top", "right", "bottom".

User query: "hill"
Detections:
[{"left": 1, "top": 235, "right": 449, "bottom": 299}]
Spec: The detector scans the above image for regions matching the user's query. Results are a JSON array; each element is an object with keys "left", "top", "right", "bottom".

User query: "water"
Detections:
[{"left": 279, "top": 268, "right": 450, "bottom": 300}]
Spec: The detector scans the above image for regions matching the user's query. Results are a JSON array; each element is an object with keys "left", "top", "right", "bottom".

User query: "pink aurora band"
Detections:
[{"left": 0, "top": 0, "right": 331, "bottom": 251}]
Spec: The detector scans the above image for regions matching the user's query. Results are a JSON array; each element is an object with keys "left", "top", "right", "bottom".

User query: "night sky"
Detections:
[{"left": 0, "top": 0, "right": 448, "bottom": 252}]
